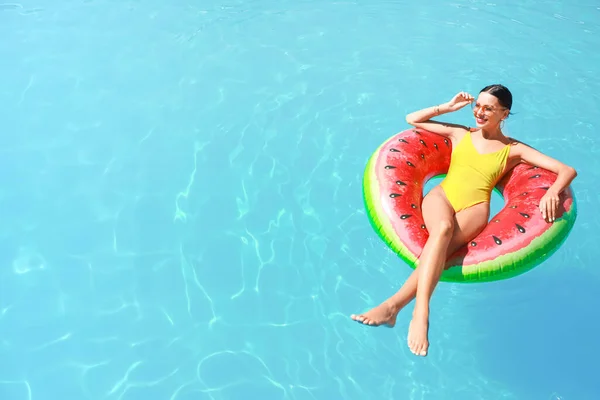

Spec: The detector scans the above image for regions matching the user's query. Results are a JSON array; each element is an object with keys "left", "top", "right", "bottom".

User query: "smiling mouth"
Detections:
[{"left": 475, "top": 115, "right": 487, "bottom": 124}]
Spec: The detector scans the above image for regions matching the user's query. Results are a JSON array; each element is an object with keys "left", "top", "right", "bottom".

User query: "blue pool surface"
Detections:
[{"left": 1, "top": 1, "right": 599, "bottom": 399}]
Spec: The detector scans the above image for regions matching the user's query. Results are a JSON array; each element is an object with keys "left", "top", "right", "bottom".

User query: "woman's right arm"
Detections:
[{"left": 405, "top": 92, "right": 473, "bottom": 138}]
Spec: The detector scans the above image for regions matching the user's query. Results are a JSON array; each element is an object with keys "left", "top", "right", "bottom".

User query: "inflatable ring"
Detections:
[{"left": 362, "top": 128, "right": 577, "bottom": 283}]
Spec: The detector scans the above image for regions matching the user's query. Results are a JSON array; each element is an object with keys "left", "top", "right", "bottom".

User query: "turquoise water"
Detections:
[{"left": 1, "top": 1, "right": 599, "bottom": 399}]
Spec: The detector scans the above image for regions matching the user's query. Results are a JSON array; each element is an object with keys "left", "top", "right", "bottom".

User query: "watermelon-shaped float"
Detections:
[{"left": 363, "top": 128, "right": 577, "bottom": 283}]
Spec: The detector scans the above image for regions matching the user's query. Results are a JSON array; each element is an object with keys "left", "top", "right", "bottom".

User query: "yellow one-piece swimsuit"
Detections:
[{"left": 439, "top": 131, "right": 511, "bottom": 212}]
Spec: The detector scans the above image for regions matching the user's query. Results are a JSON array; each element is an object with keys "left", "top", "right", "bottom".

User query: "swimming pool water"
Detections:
[{"left": 1, "top": 1, "right": 599, "bottom": 399}]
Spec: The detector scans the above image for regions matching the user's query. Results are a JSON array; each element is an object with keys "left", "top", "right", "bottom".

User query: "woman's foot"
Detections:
[
  {"left": 407, "top": 309, "right": 430, "bottom": 356},
  {"left": 350, "top": 301, "right": 399, "bottom": 327}
]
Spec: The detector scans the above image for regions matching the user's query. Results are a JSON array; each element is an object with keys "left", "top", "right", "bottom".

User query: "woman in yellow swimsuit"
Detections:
[{"left": 351, "top": 84, "right": 578, "bottom": 357}]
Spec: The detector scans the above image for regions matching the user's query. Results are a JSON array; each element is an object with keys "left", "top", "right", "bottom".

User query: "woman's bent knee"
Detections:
[
  {"left": 432, "top": 219, "right": 454, "bottom": 238},
  {"left": 422, "top": 187, "right": 456, "bottom": 238}
]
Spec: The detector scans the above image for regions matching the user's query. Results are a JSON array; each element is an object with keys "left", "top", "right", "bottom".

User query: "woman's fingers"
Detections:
[
  {"left": 540, "top": 195, "right": 559, "bottom": 222},
  {"left": 540, "top": 199, "right": 547, "bottom": 221},
  {"left": 450, "top": 91, "right": 474, "bottom": 109}
]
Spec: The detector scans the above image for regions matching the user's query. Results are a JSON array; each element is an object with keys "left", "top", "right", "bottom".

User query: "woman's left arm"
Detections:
[{"left": 513, "top": 142, "right": 578, "bottom": 222}]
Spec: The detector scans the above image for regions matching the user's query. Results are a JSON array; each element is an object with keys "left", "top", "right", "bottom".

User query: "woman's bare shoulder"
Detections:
[{"left": 506, "top": 137, "right": 544, "bottom": 152}]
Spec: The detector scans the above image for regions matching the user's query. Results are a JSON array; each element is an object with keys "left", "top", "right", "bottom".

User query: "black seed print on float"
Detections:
[
  {"left": 400, "top": 214, "right": 411, "bottom": 219},
  {"left": 389, "top": 193, "right": 401, "bottom": 198},
  {"left": 411, "top": 204, "right": 417, "bottom": 209},
  {"left": 419, "top": 139, "right": 427, "bottom": 147},
  {"left": 516, "top": 224, "right": 526, "bottom": 233},
  {"left": 420, "top": 153, "right": 425, "bottom": 159},
  {"left": 470, "top": 241, "right": 477, "bottom": 247},
  {"left": 519, "top": 212, "right": 530, "bottom": 218},
  {"left": 434, "top": 143, "right": 439, "bottom": 150},
  {"left": 385, "top": 165, "right": 396, "bottom": 169},
  {"left": 493, "top": 236, "right": 502, "bottom": 245},
  {"left": 390, "top": 148, "right": 400, "bottom": 152},
  {"left": 399, "top": 138, "right": 409, "bottom": 143},
  {"left": 396, "top": 180, "right": 406, "bottom": 186},
  {"left": 421, "top": 224, "right": 426, "bottom": 229},
  {"left": 406, "top": 161, "right": 415, "bottom": 167},
  {"left": 529, "top": 174, "right": 541, "bottom": 179},
  {"left": 444, "top": 138, "right": 450, "bottom": 147}
]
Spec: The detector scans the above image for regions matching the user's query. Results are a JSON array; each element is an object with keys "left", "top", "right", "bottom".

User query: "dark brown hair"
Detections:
[{"left": 480, "top": 84, "right": 513, "bottom": 114}]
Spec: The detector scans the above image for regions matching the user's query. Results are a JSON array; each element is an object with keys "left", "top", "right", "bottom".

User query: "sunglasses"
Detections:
[{"left": 471, "top": 102, "right": 507, "bottom": 114}]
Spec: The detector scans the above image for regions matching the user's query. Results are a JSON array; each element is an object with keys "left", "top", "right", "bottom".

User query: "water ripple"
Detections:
[{"left": 0, "top": 1, "right": 598, "bottom": 399}]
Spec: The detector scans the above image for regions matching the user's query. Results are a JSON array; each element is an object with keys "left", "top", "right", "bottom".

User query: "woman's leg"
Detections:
[
  {"left": 407, "top": 189, "right": 489, "bottom": 356},
  {"left": 350, "top": 186, "right": 455, "bottom": 327},
  {"left": 350, "top": 187, "right": 489, "bottom": 350},
  {"left": 349, "top": 268, "right": 419, "bottom": 327},
  {"left": 406, "top": 187, "right": 456, "bottom": 355}
]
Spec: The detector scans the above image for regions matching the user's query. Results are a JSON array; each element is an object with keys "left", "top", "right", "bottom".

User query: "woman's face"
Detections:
[{"left": 471, "top": 92, "right": 510, "bottom": 129}]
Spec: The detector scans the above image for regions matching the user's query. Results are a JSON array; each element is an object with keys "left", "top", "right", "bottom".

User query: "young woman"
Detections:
[{"left": 351, "top": 84, "right": 577, "bottom": 357}]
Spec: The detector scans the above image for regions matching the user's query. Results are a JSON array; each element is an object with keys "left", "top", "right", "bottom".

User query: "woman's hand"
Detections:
[
  {"left": 447, "top": 91, "right": 474, "bottom": 112},
  {"left": 512, "top": 141, "right": 578, "bottom": 223},
  {"left": 539, "top": 189, "right": 560, "bottom": 222}
]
